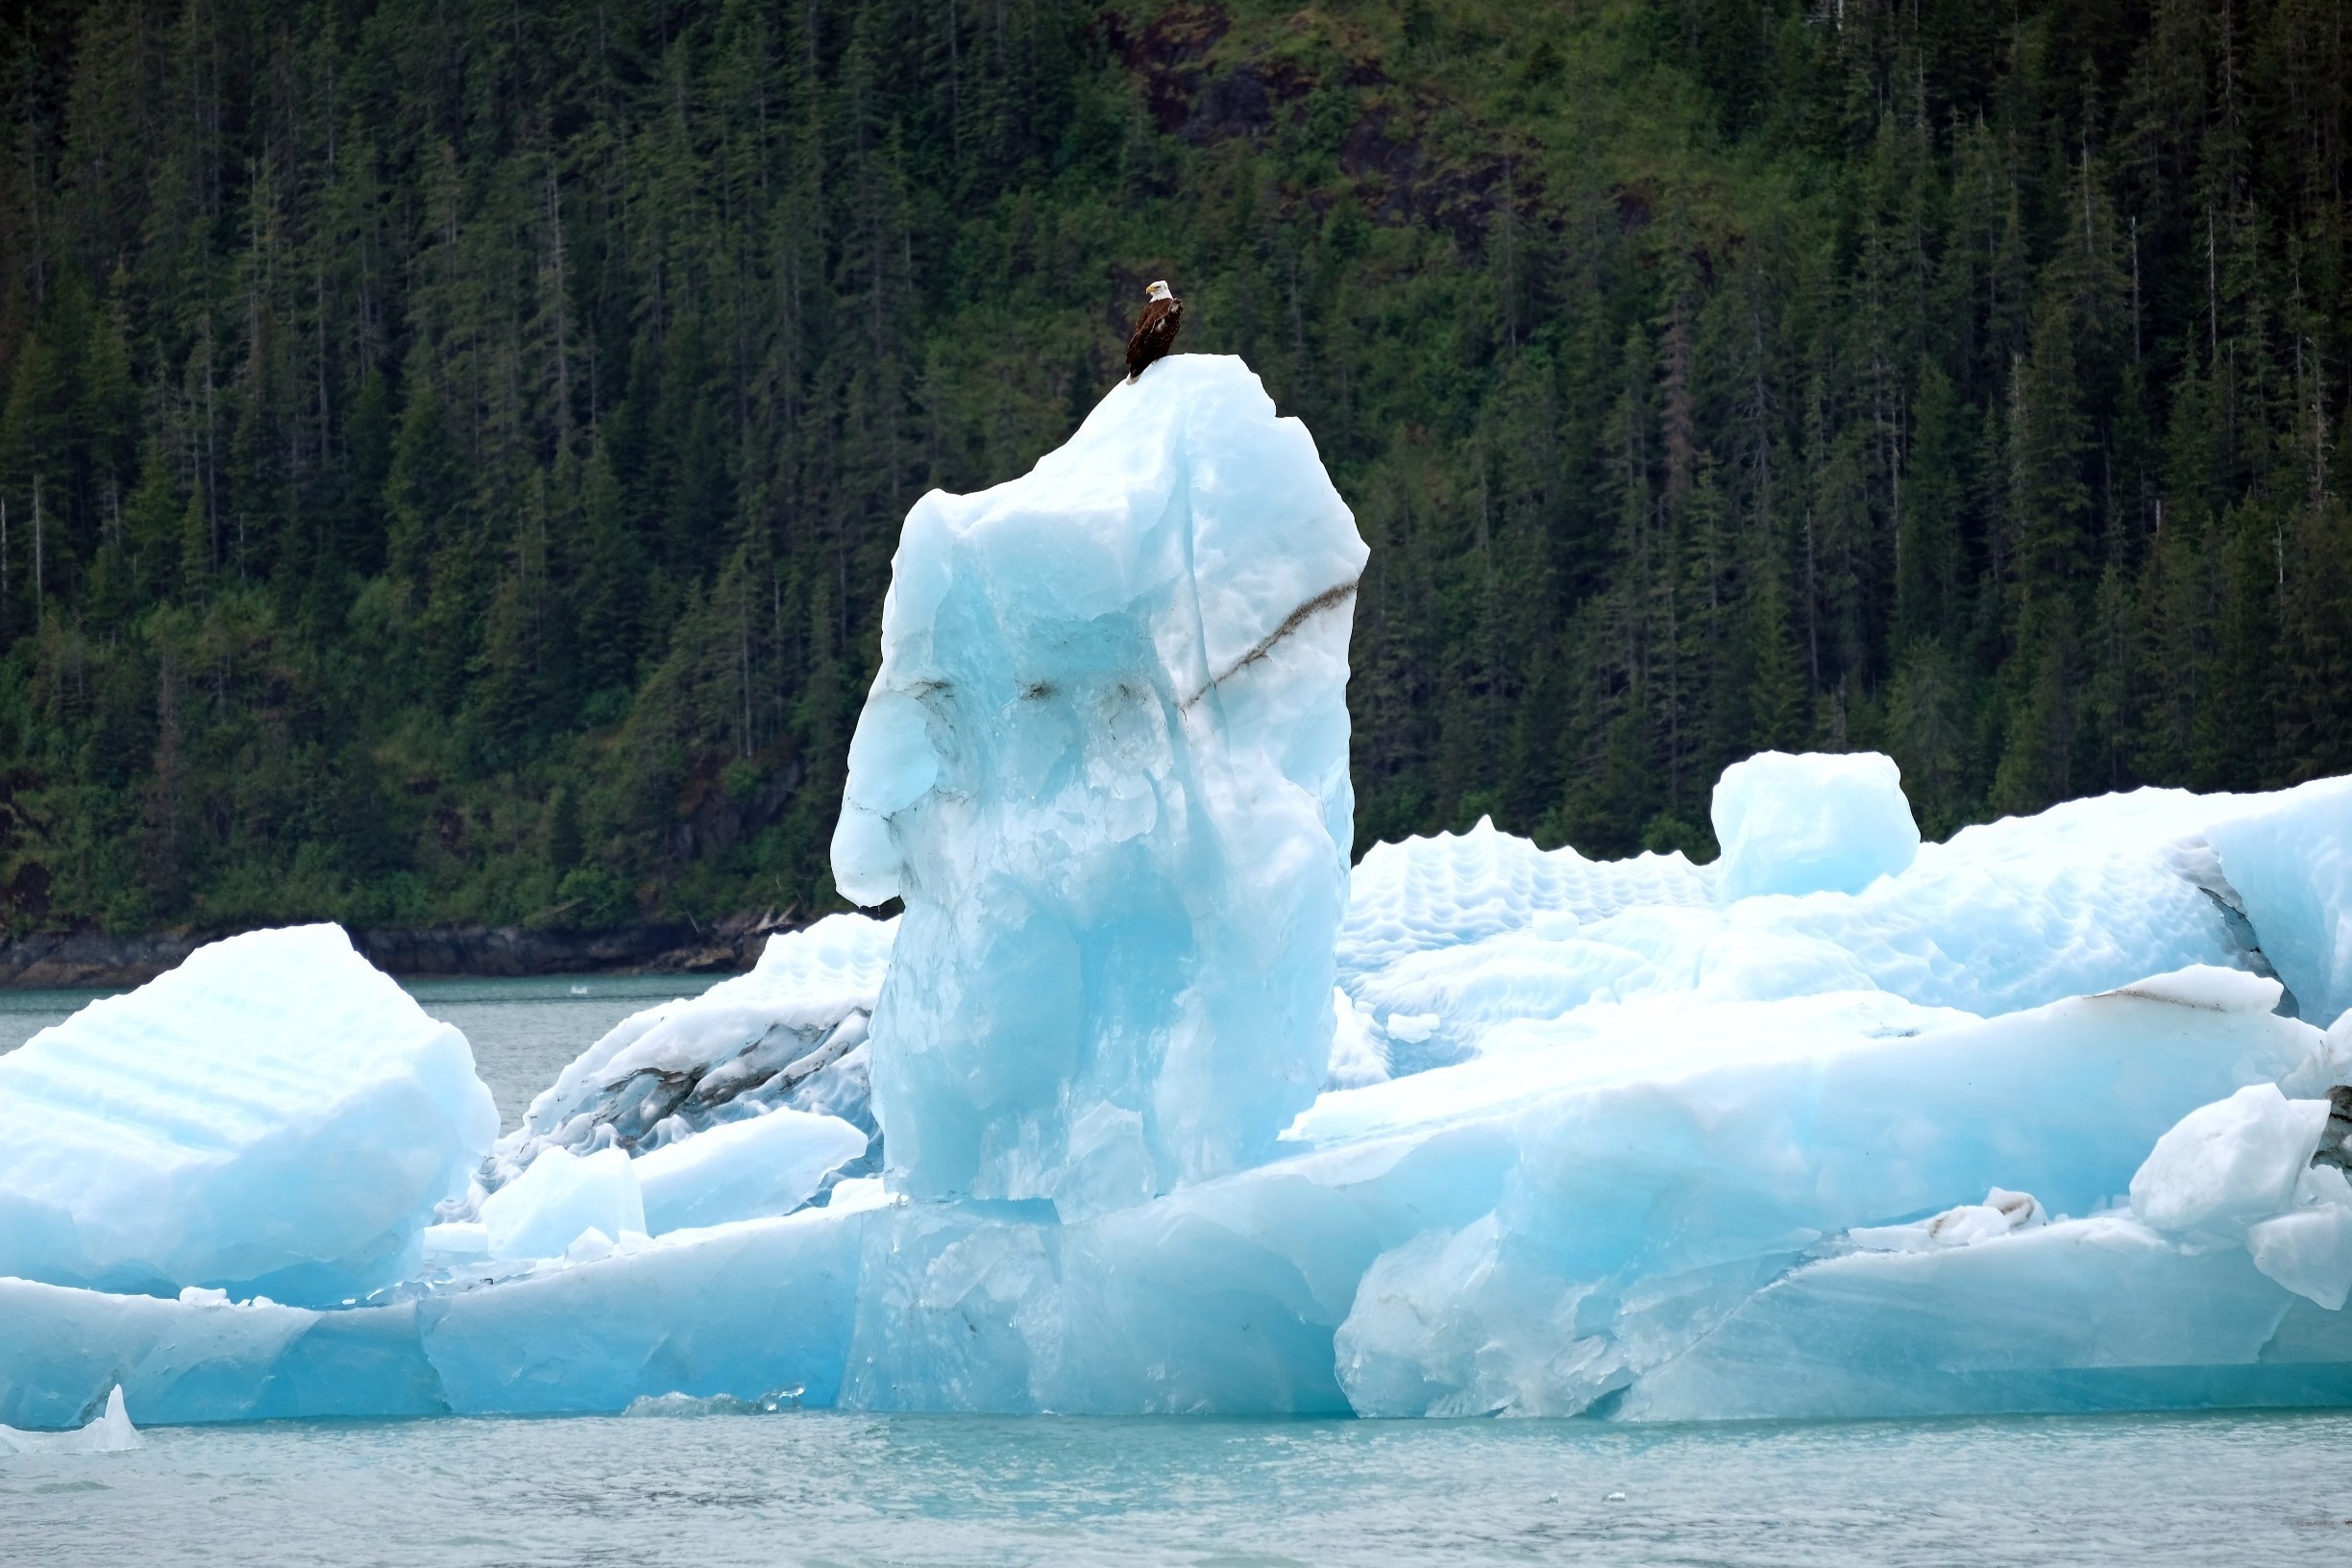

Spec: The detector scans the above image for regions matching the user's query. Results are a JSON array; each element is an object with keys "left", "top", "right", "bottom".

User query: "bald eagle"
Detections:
[{"left": 1126, "top": 280, "right": 1183, "bottom": 380}]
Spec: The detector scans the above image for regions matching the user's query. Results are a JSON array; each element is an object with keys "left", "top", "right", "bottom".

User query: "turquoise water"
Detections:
[
  {"left": 9, "top": 980, "right": 2352, "bottom": 1562},
  {"left": 8, "top": 1407, "right": 2352, "bottom": 1565}
]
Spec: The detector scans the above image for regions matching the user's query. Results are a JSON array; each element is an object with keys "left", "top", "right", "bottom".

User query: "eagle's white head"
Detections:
[{"left": 1145, "top": 280, "right": 1173, "bottom": 303}]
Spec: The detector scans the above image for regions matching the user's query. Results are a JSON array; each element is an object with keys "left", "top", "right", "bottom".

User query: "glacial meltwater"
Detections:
[{"left": 8, "top": 980, "right": 2352, "bottom": 1564}]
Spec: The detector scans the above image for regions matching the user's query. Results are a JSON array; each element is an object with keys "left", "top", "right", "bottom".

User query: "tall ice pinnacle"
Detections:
[{"left": 832, "top": 355, "right": 1367, "bottom": 1219}]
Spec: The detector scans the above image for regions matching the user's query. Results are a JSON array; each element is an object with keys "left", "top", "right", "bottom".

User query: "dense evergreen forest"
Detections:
[{"left": 1, "top": 0, "right": 2348, "bottom": 942}]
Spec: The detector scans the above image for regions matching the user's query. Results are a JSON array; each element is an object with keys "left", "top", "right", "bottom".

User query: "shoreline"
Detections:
[{"left": 0, "top": 919, "right": 781, "bottom": 991}]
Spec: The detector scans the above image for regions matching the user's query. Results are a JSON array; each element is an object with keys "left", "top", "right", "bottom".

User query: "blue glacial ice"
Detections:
[
  {"left": 0, "top": 924, "right": 495, "bottom": 1307},
  {"left": 4, "top": 354, "right": 2352, "bottom": 1431},
  {"left": 833, "top": 354, "right": 1365, "bottom": 1219},
  {"left": 478, "top": 1147, "right": 646, "bottom": 1262},
  {"left": 1710, "top": 747, "right": 1919, "bottom": 899}
]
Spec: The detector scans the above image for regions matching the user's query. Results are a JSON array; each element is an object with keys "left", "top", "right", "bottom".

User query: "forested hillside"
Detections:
[{"left": 2, "top": 0, "right": 2348, "bottom": 942}]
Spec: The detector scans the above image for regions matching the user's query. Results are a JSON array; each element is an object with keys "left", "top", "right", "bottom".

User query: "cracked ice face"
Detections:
[{"left": 834, "top": 355, "right": 1367, "bottom": 1220}]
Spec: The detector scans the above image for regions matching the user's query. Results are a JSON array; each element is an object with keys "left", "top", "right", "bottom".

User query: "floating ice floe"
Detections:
[
  {"left": 0, "top": 1385, "right": 141, "bottom": 1455},
  {"left": 0, "top": 924, "right": 496, "bottom": 1306},
  {"left": 4, "top": 355, "right": 2352, "bottom": 1430}
]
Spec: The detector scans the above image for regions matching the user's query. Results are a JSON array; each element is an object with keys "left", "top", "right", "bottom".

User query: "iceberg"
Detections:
[
  {"left": 2127, "top": 1082, "right": 2328, "bottom": 1236},
  {"left": 0, "top": 924, "right": 495, "bottom": 1306},
  {"left": 634, "top": 1108, "right": 869, "bottom": 1235},
  {"left": 8, "top": 957, "right": 2331, "bottom": 1427},
  {"left": 5, "top": 355, "right": 2352, "bottom": 1430},
  {"left": 833, "top": 354, "right": 1366, "bottom": 1219}
]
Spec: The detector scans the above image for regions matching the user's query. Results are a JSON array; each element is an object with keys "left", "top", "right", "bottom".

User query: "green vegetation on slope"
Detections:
[{"left": 1, "top": 0, "right": 2348, "bottom": 939}]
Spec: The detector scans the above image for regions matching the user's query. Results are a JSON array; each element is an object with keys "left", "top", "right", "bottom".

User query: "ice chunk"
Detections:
[
  {"left": 1323, "top": 992, "right": 1390, "bottom": 1090},
  {"left": 2203, "top": 775, "right": 2352, "bottom": 1026},
  {"left": 455, "top": 919, "right": 875, "bottom": 1241},
  {"left": 480, "top": 914, "right": 893, "bottom": 1201},
  {"left": 479, "top": 1147, "right": 645, "bottom": 1262},
  {"left": 2281, "top": 1006, "right": 2352, "bottom": 1101},
  {"left": 835, "top": 355, "right": 1366, "bottom": 1217},
  {"left": 1850, "top": 1188, "right": 2048, "bottom": 1252},
  {"left": 635, "top": 1109, "right": 869, "bottom": 1234},
  {"left": 0, "top": 1385, "right": 142, "bottom": 1454},
  {"left": 0, "top": 1275, "right": 367, "bottom": 1428},
  {"left": 2247, "top": 1205, "right": 2352, "bottom": 1309},
  {"left": 564, "top": 1227, "right": 617, "bottom": 1263},
  {"left": 1712, "top": 750, "right": 1920, "bottom": 900},
  {"left": 2128, "top": 1084, "right": 2328, "bottom": 1236},
  {"left": 0, "top": 924, "right": 495, "bottom": 1306},
  {"left": 822, "top": 1176, "right": 894, "bottom": 1214}
]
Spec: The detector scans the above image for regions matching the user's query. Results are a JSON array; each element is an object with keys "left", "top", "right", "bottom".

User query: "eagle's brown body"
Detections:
[{"left": 1126, "top": 293, "right": 1183, "bottom": 380}]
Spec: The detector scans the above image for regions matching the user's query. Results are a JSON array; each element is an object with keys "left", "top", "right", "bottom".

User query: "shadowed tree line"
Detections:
[{"left": 1, "top": 0, "right": 2347, "bottom": 940}]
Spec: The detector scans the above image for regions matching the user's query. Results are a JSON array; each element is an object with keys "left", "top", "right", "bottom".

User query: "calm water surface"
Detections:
[
  {"left": 9, "top": 983, "right": 2352, "bottom": 1563},
  {"left": 8, "top": 1408, "right": 2352, "bottom": 1565}
]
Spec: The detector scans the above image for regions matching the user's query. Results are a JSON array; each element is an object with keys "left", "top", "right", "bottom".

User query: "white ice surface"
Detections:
[
  {"left": 479, "top": 1147, "right": 645, "bottom": 1262},
  {"left": 2248, "top": 1204, "right": 2352, "bottom": 1311},
  {"left": 2128, "top": 1083, "right": 2328, "bottom": 1236},
  {"left": 0, "top": 925, "right": 495, "bottom": 1305},
  {"left": 1324, "top": 990, "right": 1390, "bottom": 1090},
  {"left": 1335, "top": 818, "right": 1711, "bottom": 986},
  {"left": 1322, "top": 967, "right": 2322, "bottom": 1417},
  {"left": 1333, "top": 777, "right": 2299, "bottom": 1066}
]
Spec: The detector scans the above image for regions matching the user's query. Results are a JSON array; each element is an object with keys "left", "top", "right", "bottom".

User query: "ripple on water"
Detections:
[{"left": 4, "top": 1409, "right": 2352, "bottom": 1566}]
